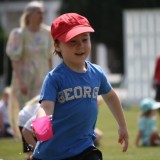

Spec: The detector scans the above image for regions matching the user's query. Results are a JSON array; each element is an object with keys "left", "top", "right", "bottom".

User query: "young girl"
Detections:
[
  {"left": 32, "top": 13, "right": 128, "bottom": 160},
  {"left": 135, "top": 98, "right": 160, "bottom": 146}
]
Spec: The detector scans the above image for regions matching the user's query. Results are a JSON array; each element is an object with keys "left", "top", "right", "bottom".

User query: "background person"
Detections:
[
  {"left": 0, "top": 87, "right": 14, "bottom": 138},
  {"left": 18, "top": 95, "right": 40, "bottom": 160},
  {"left": 5, "top": 0, "right": 53, "bottom": 137},
  {"left": 135, "top": 98, "right": 160, "bottom": 147}
]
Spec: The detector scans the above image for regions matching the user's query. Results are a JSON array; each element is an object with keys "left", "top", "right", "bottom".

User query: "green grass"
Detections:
[
  {"left": 0, "top": 102, "right": 160, "bottom": 160},
  {"left": 0, "top": 138, "right": 25, "bottom": 160}
]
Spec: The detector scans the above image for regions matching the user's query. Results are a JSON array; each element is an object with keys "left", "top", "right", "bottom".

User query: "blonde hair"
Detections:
[
  {"left": 25, "top": 95, "right": 40, "bottom": 109},
  {"left": 4, "top": 86, "right": 11, "bottom": 94},
  {"left": 2, "top": 86, "right": 11, "bottom": 97},
  {"left": 20, "top": 1, "right": 44, "bottom": 28}
]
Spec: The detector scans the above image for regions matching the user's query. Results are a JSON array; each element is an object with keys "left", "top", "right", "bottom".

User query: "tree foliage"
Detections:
[{"left": 0, "top": 25, "right": 7, "bottom": 75}]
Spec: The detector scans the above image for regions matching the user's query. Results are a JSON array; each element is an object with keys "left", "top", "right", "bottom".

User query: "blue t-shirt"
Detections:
[{"left": 33, "top": 61, "right": 112, "bottom": 160}]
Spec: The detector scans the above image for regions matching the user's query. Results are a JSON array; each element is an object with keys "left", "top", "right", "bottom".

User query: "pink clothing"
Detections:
[{"left": 153, "top": 56, "right": 160, "bottom": 85}]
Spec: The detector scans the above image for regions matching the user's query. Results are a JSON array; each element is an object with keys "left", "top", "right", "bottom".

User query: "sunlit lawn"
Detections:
[
  {"left": 97, "top": 101, "right": 160, "bottom": 160},
  {"left": 0, "top": 101, "right": 160, "bottom": 160}
]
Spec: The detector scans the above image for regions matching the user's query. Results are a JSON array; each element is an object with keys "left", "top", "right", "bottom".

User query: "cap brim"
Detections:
[
  {"left": 58, "top": 26, "right": 94, "bottom": 42},
  {"left": 152, "top": 102, "right": 160, "bottom": 110}
]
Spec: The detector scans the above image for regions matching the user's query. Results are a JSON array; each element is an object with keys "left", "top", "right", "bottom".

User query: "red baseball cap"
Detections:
[{"left": 51, "top": 13, "right": 94, "bottom": 42}]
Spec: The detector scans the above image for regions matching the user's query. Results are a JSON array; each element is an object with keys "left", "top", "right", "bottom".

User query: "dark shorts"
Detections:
[
  {"left": 19, "top": 126, "right": 36, "bottom": 153},
  {"left": 32, "top": 146, "right": 102, "bottom": 160}
]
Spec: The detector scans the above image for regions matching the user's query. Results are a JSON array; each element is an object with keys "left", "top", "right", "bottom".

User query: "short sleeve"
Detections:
[
  {"left": 6, "top": 28, "right": 23, "bottom": 60},
  {"left": 40, "top": 72, "right": 58, "bottom": 103},
  {"left": 97, "top": 66, "right": 112, "bottom": 95}
]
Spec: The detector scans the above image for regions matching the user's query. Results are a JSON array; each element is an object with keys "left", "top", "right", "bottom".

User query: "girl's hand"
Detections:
[
  {"left": 118, "top": 126, "right": 129, "bottom": 152},
  {"left": 31, "top": 115, "right": 53, "bottom": 142}
]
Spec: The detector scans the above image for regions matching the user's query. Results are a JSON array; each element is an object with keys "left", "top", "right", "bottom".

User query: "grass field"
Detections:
[{"left": 0, "top": 101, "right": 160, "bottom": 160}]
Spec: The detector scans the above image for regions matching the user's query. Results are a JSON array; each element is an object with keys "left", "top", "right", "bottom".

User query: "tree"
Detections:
[{"left": 0, "top": 25, "right": 6, "bottom": 75}]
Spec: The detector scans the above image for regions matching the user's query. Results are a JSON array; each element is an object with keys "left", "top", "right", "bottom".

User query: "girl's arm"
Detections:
[
  {"left": 32, "top": 101, "right": 54, "bottom": 141},
  {"left": 102, "top": 88, "right": 129, "bottom": 152},
  {"left": 37, "top": 100, "right": 55, "bottom": 117}
]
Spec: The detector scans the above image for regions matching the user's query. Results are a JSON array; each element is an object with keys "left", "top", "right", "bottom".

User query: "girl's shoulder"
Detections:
[
  {"left": 86, "top": 61, "right": 105, "bottom": 74},
  {"left": 46, "top": 62, "right": 66, "bottom": 79},
  {"left": 50, "top": 62, "right": 64, "bottom": 73},
  {"left": 86, "top": 61, "right": 100, "bottom": 68}
]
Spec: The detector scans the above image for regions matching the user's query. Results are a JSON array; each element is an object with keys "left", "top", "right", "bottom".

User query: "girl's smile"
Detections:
[{"left": 54, "top": 33, "right": 91, "bottom": 72}]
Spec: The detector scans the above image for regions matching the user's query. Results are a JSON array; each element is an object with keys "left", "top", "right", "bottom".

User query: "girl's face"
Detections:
[{"left": 55, "top": 33, "right": 91, "bottom": 71}]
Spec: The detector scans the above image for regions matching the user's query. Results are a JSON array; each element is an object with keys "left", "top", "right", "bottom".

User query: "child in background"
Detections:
[
  {"left": 32, "top": 13, "right": 128, "bottom": 160},
  {"left": 0, "top": 87, "right": 14, "bottom": 138},
  {"left": 18, "top": 95, "right": 40, "bottom": 160},
  {"left": 135, "top": 98, "right": 160, "bottom": 146}
]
